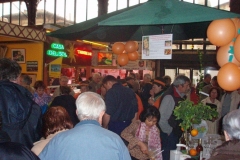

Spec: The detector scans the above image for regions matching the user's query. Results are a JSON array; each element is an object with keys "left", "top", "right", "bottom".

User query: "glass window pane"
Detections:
[
  {"left": 165, "top": 69, "right": 176, "bottom": 82},
  {"left": 206, "top": 45, "right": 216, "bottom": 50},
  {"left": 45, "top": 0, "right": 54, "bottom": 24},
  {"left": 0, "top": 3, "right": 2, "bottom": 21},
  {"left": 172, "top": 44, "right": 180, "bottom": 49},
  {"left": 76, "top": 0, "right": 87, "bottom": 23},
  {"left": 56, "top": 0, "right": 65, "bottom": 25},
  {"left": 36, "top": 0, "right": 44, "bottom": 25},
  {"left": 65, "top": 0, "right": 74, "bottom": 25},
  {"left": 186, "top": 44, "right": 194, "bottom": 49},
  {"left": 182, "top": 44, "right": 187, "bottom": 49},
  {"left": 11, "top": 1, "right": 20, "bottom": 25},
  {"left": 140, "top": 0, "right": 148, "bottom": 3},
  {"left": 193, "top": 44, "right": 203, "bottom": 50},
  {"left": 207, "top": 0, "right": 218, "bottom": 8},
  {"left": 118, "top": 0, "right": 127, "bottom": 10},
  {"left": 219, "top": 0, "right": 230, "bottom": 11},
  {"left": 129, "top": 0, "right": 139, "bottom": 7},
  {"left": 206, "top": 70, "right": 218, "bottom": 78},
  {"left": 195, "top": 0, "right": 205, "bottom": 6},
  {"left": 3, "top": 3, "right": 10, "bottom": 23},
  {"left": 87, "top": 0, "right": 98, "bottom": 20},
  {"left": 108, "top": 0, "right": 117, "bottom": 13},
  {"left": 179, "top": 69, "right": 190, "bottom": 79},
  {"left": 193, "top": 69, "right": 204, "bottom": 87},
  {"left": 20, "top": 1, "right": 28, "bottom": 26},
  {"left": 193, "top": 38, "right": 204, "bottom": 41},
  {"left": 183, "top": 0, "right": 193, "bottom": 3}
]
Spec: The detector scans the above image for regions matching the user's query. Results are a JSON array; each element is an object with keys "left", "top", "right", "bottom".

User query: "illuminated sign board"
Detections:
[
  {"left": 76, "top": 49, "right": 92, "bottom": 56},
  {"left": 51, "top": 43, "right": 64, "bottom": 50},
  {"left": 47, "top": 50, "right": 67, "bottom": 57},
  {"left": 47, "top": 43, "right": 67, "bottom": 57}
]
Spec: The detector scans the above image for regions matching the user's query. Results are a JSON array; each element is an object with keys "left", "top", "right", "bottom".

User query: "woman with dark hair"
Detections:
[
  {"left": 121, "top": 106, "right": 162, "bottom": 160},
  {"left": 31, "top": 106, "right": 73, "bottom": 155},
  {"left": 50, "top": 86, "right": 79, "bottom": 126},
  {"left": 33, "top": 80, "right": 51, "bottom": 114},
  {"left": 201, "top": 86, "right": 221, "bottom": 134},
  {"left": 148, "top": 77, "right": 166, "bottom": 109}
]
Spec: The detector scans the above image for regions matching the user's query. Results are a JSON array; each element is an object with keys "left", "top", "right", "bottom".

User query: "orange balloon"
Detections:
[
  {"left": 125, "top": 41, "right": 137, "bottom": 53},
  {"left": 207, "top": 19, "right": 236, "bottom": 46},
  {"left": 234, "top": 35, "right": 240, "bottom": 62},
  {"left": 217, "top": 42, "right": 240, "bottom": 67},
  {"left": 128, "top": 51, "right": 139, "bottom": 61},
  {"left": 218, "top": 63, "right": 240, "bottom": 91},
  {"left": 231, "top": 18, "right": 240, "bottom": 38},
  {"left": 112, "top": 42, "right": 125, "bottom": 54},
  {"left": 134, "top": 41, "right": 139, "bottom": 50},
  {"left": 117, "top": 53, "right": 129, "bottom": 66}
]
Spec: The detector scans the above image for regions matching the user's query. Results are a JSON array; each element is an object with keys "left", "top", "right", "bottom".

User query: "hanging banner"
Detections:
[
  {"left": 142, "top": 34, "right": 172, "bottom": 59},
  {"left": 49, "top": 57, "right": 62, "bottom": 78}
]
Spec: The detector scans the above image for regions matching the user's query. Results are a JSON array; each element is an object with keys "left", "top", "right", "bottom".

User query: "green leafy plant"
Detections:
[{"left": 173, "top": 99, "right": 218, "bottom": 131}]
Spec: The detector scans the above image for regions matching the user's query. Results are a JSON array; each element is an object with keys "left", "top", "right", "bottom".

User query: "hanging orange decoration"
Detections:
[
  {"left": 128, "top": 51, "right": 139, "bottom": 61},
  {"left": 134, "top": 41, "right": 139, "bottom": 50},
  {"left": 117, "top": 53, "right": 129, "bottom": 66},
  {"left": 125, "top": 41, "right": 138, "bottom": 53},
  {"left": 234, "top": 35, "right": 240, "bottom": 62},
  {"left": 216, "top": 42, "right": 240, "bottom": 67},
  {"left": 231, "top": 18, "right": 240, "bottom": 38},
  {"left": 112, "top": 42, "right": 125, "bottom": 55},
  {"left": 217, "top": 63, "right": 240, "bottom": 91},
  {"left": 207, "top": 18, "right": 236, "bottom": 47}
]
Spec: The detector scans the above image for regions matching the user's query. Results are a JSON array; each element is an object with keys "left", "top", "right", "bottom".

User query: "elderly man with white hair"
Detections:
[
  {"left": 209, "top": 109, "right": 240, "bottom": 160},
  {"left": 39, "top": 92, "right": 131, "bottom": 160}
]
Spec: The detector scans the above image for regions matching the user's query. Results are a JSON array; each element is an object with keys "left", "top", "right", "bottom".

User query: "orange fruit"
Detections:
[
  {"left": 190, "top": 129, "right": 198, "bottom": 137},
  {"left": 189, "top": 149, "right": 197, "bottom": 156},
  {"left": 181, "top": 127, "right": 184, "bottom": 131}
]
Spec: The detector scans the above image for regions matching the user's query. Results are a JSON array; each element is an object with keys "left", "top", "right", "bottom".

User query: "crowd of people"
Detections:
[{"left": 0, "top": 57, "right": 240, "bottom": 160}]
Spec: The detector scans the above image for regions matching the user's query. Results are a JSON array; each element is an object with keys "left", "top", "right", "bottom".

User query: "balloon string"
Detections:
[{"left": 228, "top": 46, "right": 234, "bottom": 62}]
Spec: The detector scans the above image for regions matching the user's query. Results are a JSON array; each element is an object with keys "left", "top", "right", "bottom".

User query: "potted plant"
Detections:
[{"left": 173, "top": 99, "right": 218, "bottom": 132}]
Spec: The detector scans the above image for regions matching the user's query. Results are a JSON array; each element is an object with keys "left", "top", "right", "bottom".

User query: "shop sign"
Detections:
[
  {"left": 76, "top": 49, "right": 92, "bottom": 56},
  {"left": 47, "top": 43, "right": 67, "bottom": 57},
  {"left": 51, "top": 43, "right": 64, "bottom": 50},
  {"left": 47, "top": 50, "right": 67, "bottom": 57}
]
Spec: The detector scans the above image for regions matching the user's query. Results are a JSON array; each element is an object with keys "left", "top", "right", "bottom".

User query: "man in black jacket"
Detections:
[{"left": 0, "top": 58, "right": 42, "bottom": 149}]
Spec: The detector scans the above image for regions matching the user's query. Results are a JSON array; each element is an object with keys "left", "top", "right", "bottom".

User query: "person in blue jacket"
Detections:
[{"left": 39, "top": 92, "right": 131, "bottom": 160}]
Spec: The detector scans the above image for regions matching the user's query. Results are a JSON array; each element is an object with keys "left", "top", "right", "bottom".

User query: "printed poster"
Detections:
[
  {"left": 142, "top": 34, "right": 172, "bottom": 59},
  {"left": 26, "top": 61, "right": 38, "bottom": 72},
  {"left": 49, "top": 57, "right": 62, "bottom": 78}
]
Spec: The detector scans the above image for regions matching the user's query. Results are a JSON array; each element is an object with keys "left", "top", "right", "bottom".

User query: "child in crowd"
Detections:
[
  {"left": 33, "top": 80, "right": 51, "bottom": 114},
  {"left": 121, "top": 106, "right": 162, "bottom": 160}
]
